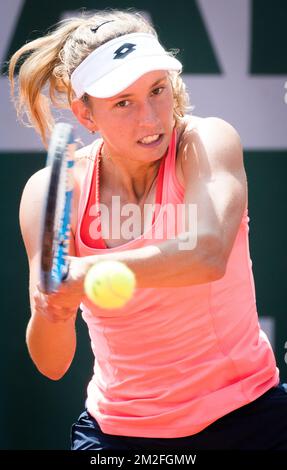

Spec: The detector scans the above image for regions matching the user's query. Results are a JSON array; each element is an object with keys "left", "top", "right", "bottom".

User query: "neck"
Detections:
[{"left": 101, "top": 146, "right": 162, "bottom": 203}]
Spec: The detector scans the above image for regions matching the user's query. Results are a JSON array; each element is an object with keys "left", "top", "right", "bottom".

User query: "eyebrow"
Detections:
[{"left": 108, "top": 76, "right": 167, "bottom": 101}]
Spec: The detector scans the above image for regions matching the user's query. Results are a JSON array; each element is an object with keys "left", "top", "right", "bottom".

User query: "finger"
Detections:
[
  {"left": 36, "top": 282, "right": 47, "bottom": 294},
  {"left": 33, "top": 293, "right": 48, "bottom": 309}
]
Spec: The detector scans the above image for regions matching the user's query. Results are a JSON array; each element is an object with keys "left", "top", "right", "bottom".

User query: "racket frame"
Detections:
[{"left": 40, "top": 123, "right": 75, "bottom": 293}]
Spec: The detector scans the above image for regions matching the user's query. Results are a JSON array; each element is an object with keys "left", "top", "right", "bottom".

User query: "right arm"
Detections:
[{"left": 20, "top": 168, "right": 80, "bottom": 380}]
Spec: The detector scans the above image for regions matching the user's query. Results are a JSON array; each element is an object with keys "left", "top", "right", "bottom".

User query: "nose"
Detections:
[{"left": 137, "top": 99, "right": 160, "bottom": 129}]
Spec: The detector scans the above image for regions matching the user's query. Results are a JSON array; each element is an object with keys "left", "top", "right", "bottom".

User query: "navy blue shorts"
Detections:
[{"left": 71, "top": 384, "right": 287, "bottom": 450}]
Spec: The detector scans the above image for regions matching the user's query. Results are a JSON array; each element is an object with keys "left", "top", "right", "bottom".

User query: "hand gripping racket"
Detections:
[{"left": 40, "top": 122, "right": 75, "bottom": 293}]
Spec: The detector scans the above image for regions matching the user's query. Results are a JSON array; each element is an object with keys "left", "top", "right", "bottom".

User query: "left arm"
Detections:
[{"left": 78, "top": 117, "right": 247, "bottom": 287}]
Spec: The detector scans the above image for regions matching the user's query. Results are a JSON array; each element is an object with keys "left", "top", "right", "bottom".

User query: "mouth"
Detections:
[{"left": 137, "top": 134, "right": 163, "bottom": 147}]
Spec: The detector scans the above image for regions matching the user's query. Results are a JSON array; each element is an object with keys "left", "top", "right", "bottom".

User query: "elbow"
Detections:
[
  {"left": 41, "top": 369, "right": 67, "bottom": 381},
  {"left": 36, "top": 364, "right": 69, "bottom": 381},
  {"left": 27, "top": 348, "right": 71, "bottom": 381},
  {"left": 199, "top": 234, "right": 227, "bottom": 281},
  {"left": 208, "top": 261, "right": 226, "bottom": 282}
]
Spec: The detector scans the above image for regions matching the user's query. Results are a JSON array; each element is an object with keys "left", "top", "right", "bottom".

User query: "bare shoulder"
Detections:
[
  {"left": 19, "top": 139, "right": 100, "bottom": 246},
  {"left": 73, "top": 139, "right": 100, "bottom": 184},
  {"left": 20, "top": 167, "right": 50, "bottom": 207},
  {"left": 180, "top": 115, "right": 242, "bottom": 151},
  {"left": 20, "top": 136, "right": 98, "bottom": 204},
  {"left": 19, "top": 167, "right": 52, "bottom": 258},
  {"left": 178, "top": 115, "right": 244, "bottom": 178},
  {"left": 74, "top": 139, "right": 100, "bottom": 164},
  {"left": 19, "top": 139, "right": 93, "bottom": 213}
]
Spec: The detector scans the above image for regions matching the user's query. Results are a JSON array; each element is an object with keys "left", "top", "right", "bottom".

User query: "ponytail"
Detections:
[{"left": 9, "top": 19, "right": 84, "bottom": 146}]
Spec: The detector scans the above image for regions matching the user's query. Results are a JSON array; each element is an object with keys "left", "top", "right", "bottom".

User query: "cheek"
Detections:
[
  {"left": 94, "top": 111, "right": 128, "bottom": 137},
  {"left": 160, "top": 89, "right": 174, "bottom": 116},
  {"left": 97, "top": 120, "right": 131, "bottom": 147}
]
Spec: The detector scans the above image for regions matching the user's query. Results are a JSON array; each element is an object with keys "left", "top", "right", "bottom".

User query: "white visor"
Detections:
[{"left": 71, "top": 33, "right": 182, "bottom": 99}]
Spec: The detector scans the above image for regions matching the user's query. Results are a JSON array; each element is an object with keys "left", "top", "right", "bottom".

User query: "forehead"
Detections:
[{"left": 106, "top": 70, "right": 170, "bottom": 100}]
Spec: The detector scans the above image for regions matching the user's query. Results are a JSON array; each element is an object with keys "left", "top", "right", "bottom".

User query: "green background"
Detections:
[{"left": 1, "top": 0, "right": 286, "bottom": 449}]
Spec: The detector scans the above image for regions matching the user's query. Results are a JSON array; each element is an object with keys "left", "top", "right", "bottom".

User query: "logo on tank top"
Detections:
[{"left": 113, "top": 43, "right": 136, "bottom": 59}]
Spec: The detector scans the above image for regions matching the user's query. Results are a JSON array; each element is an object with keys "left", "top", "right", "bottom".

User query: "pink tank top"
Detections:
[{"left": 75, "top": 129, "right": 278, "bottom": 438}]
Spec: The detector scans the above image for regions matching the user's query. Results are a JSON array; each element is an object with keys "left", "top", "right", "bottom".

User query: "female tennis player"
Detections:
[{"left": 9, "top": 10, "right": 287, "bottom": 450}]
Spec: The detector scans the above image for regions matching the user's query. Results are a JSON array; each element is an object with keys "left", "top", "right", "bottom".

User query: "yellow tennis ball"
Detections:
[{"left": 84, "top": 260, "right": 136, "bottom": 309}]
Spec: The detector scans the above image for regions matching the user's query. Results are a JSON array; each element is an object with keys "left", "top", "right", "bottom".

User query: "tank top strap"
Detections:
[
  {"left": 78, "top": 140, "right": 105, "bottom": 249},
  {"left": 162, "top": 127, "right": 184, "bottom": 202}
]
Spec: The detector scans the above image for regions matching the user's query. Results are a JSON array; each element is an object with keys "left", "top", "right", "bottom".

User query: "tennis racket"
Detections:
[{"left": 40, "top": 122, "right": 75, "bottom": 293}]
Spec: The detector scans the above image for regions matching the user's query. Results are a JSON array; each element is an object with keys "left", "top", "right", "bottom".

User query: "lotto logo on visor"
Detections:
[
  {"left": 71, "top": 33, "right": 182, "bottom": 99},
  {"left": 113, "top": 43, "right": 136, "bottom": 59}
]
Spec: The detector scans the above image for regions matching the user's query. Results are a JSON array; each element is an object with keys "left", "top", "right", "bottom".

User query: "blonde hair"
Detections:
[{"left": 9, "top": 10, "right": 189, "bottom": 146}]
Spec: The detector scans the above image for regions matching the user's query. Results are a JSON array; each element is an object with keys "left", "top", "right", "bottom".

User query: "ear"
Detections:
[{"left": 71, "top": 99, "right": 98, "bottom": 132}]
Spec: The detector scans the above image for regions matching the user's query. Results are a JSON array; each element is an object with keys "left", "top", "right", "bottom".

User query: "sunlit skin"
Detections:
[{"left": 72, "top": 70, "right": 175, "bottom": 202}]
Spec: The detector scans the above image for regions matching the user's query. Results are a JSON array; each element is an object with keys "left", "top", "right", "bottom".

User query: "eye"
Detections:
[
  {"left": 151, "top": 86, "right": 164, "bottom": 96},
  {"left": 115, "top": 100, "right": 130, "bottom": 108}
]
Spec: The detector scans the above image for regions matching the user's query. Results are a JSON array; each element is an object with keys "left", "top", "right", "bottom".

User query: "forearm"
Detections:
[
  {"left": 26, "top": 311, "right": 77, "bottom": 380},
  {"left": 84, "top": 233, "right": 225, "bottom": 288}
]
